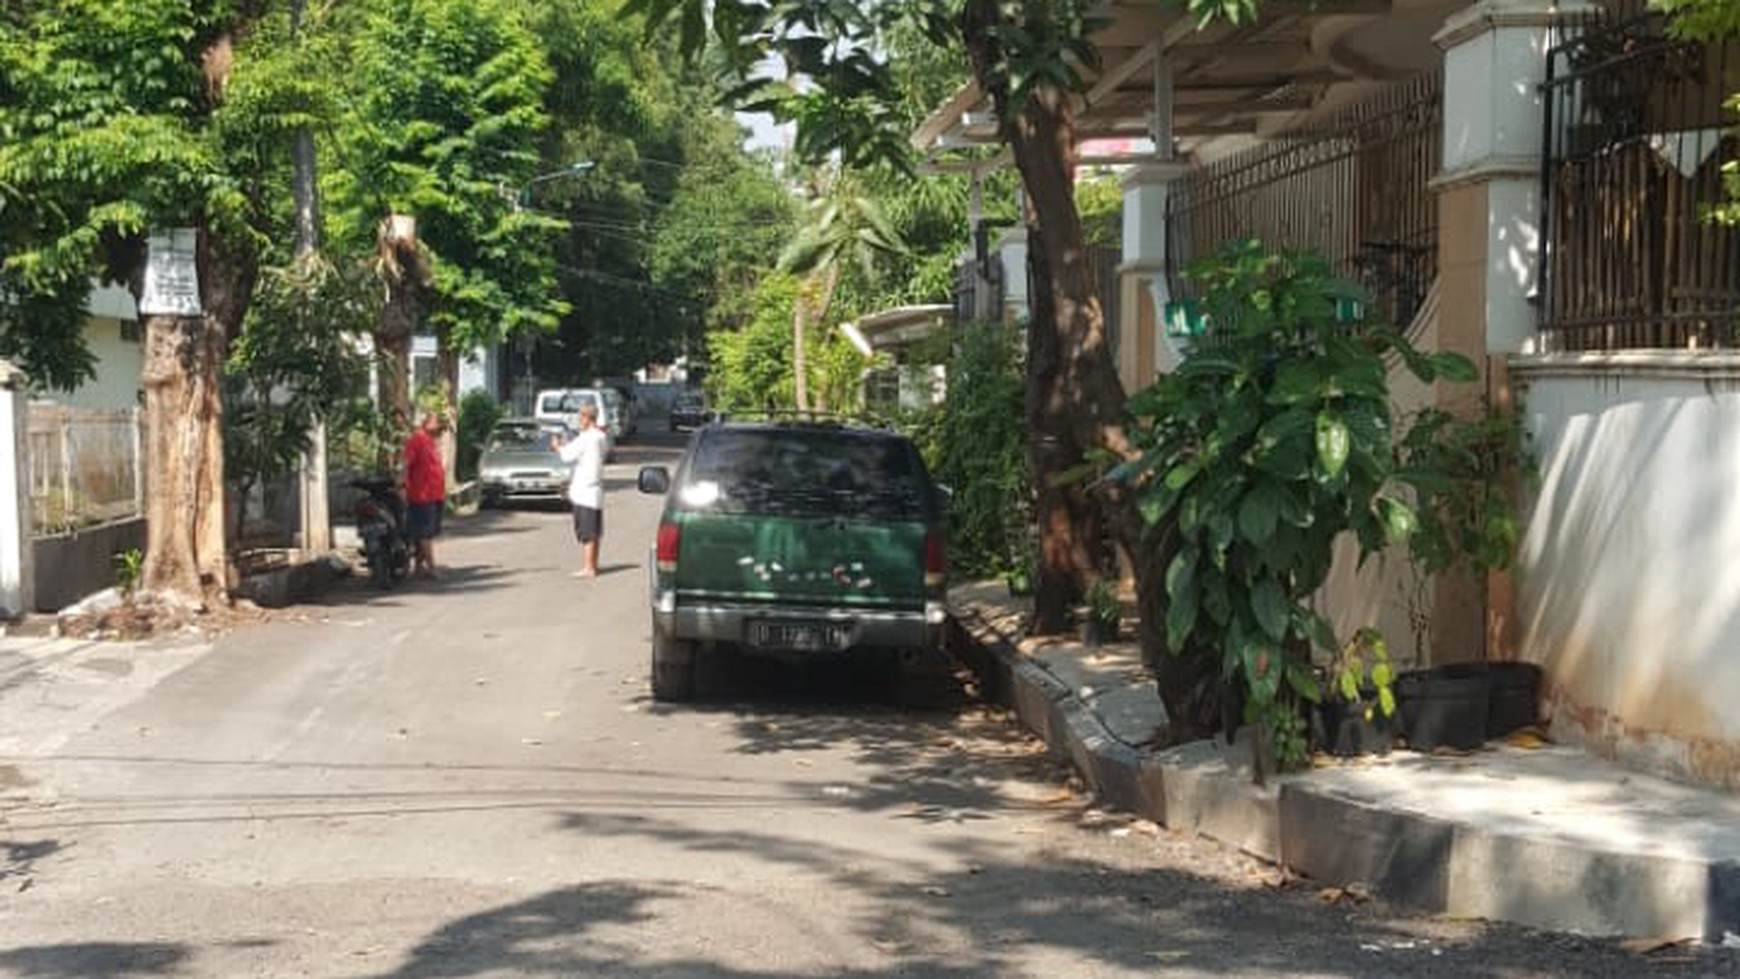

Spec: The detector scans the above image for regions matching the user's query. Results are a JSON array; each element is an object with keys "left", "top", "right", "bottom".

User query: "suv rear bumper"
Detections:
[{"left": 655, "top": 599, "right": 942, "bottom": 651}]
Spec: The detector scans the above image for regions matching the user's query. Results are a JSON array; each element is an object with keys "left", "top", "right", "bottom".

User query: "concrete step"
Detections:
[{"left": 950, "top": 586, "right": 1740, "bottom": 942}]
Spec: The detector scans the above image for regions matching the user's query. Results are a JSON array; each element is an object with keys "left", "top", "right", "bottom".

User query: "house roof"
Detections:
[
  {"left": 913, "top": 0, "right": 1465, "bottom": 165},
  {"left": 848, "top": 304, "right": 955, "bottom": 352}
]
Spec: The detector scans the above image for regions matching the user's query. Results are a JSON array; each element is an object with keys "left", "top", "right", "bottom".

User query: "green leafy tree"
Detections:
[
  {"left": 707, "top": 273, "right": 799, "bottom": 412},
  {"left": 778, "top": 172, "right": 905, "bottom": 412},
  {"left": 934, "top": 322, "right": 1031, "bottom": 580},
  {"left": 629, "top": 0, "right": 1148, "bottom": 633},
  {"left": 216, "top": 3, "right": 356, "bottom": 550},
  {"left": 455, "top": 388, "right": 504, "bottom": 480},
  {"left": 649, "top": 140, "right": 796, "bottom": 341},
  {"left": 0, "top": 0, "right": 270, "bottom": 604},
  {"left": 327, "top": 0, "right": 567, "bottom": 432},
  {"left": 225, "top": 255, "right": 375, "bottom": 542},
  {"left": 524, "top": 4, "right": 758, "bottom": 385}
]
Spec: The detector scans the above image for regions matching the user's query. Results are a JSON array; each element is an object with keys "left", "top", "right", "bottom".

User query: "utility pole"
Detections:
[{"left": 291, "top": 0, "right": 332, "bottom": 556}]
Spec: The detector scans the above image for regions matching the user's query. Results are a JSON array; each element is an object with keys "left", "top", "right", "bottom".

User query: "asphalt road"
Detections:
[{"left": 0, "top": 430, "right": 1733, "bottom": 978}]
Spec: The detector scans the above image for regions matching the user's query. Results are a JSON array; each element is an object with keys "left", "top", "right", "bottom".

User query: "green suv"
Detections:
[{"left": 636, "top": 419, "right": 949, "bottom": 701}]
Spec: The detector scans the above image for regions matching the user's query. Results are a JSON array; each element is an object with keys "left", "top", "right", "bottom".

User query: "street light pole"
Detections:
[
  {"left": 505, "top": 160, "right": 594, "bottom": 409},
  {"left": 503, "top": 160, "right": 595, "bottom": 211}
]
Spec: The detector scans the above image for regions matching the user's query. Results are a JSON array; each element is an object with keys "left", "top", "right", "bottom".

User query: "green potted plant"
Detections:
[
  {"left": 1113, "top": 241, "right": 1482, "bottom": 778},
  {"left": 1392, "top": 404, "right": 1531, "bottom": 750},
  {"left": 1079, "top": 578, "right": 1121, "bottom": 646},
  {"left": 1313, "top": 627, "right": 1397, "bottom": 756}
]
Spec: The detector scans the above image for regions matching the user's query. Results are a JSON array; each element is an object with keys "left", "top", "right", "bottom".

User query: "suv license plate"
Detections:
[{"left": 750, "top": 622, "right": 850, "bottom": 651}]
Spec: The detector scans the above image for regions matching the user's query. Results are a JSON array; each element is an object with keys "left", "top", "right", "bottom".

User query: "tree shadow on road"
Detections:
[
  {"left": 290, "top": 562, "right": 523, "bottom": 611},
  {"left": 372, "top": 809, "right": 1737, "bottom": 979},
  {"left": 0, "top": 942, "right": 189, "bottom": 978},
  {"left": 0, "top": 838, "right": 63, "bottom": 884}
]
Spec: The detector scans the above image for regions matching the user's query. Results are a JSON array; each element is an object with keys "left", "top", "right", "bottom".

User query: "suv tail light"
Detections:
[
  {"left": 924, "top": 531, "right": 947, "bottom": 588},
  {"left": 656, "top": 520, "right": 681, "bottom": 574}
]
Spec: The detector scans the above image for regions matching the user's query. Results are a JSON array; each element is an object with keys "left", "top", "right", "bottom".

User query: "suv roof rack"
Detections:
[{"left": 713, "top": 409, "right": 892, "bottom": 430}]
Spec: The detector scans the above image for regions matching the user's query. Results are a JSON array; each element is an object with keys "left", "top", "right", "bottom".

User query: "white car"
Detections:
[{"left": 533, "top": 388, "right": 615, "bottom": 460}]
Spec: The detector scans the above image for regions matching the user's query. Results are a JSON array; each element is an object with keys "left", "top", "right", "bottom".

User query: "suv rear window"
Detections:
[
  {"left": 561, "top": 391, "right": 601, "bottom": 412},
  {"left": 686, "top": 428, "right": 933, "bottom": 520}
]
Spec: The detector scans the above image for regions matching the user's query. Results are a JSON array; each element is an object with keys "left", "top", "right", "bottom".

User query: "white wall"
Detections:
[
  {"left": 410, "top": 336, "right": 500, "bottom": 401},
  {"left": 1512, "top": 354, "right": 1740, "bottom": 789},
  {"left": 1311, "top": 282, "right": 1443, "bottom": 671},
  {"left": 60, "top": 317, "right": 144, "bottom": 411}
]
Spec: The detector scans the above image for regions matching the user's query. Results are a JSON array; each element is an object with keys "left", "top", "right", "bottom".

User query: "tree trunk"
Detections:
[
  {"left": 139, "top": 312, "right": 222, "bottom": 603},
  {"left": 289, "top": 0, "right": 321, "bottom": 258},
  {"left": 962, "top": 1, "right": 1131, "bottom": 627},
  {"left": 1022, "top": 212, "right": 1112, "bottom": 632},
  {"left": 435, "top": 336, "right": 459, "bottom": 490},
  {"left": 376, "top": 215, "right": 427, "bottom": 469},
  {"left": 791, "top": 292, "right": 810, "bottom": 413},
  {"left": 806, "top": 264, "right": 841, "bottom": 415},
  {"left": 958, "top": 0, "right": 1218, "bottom": 740},
  {"left": 291, "top": 124, "right": 320, "bottom": 256},
  {"left": 137, "top": 223, "right": 254, "bottom": 606},
  {"left": 288, "top": 0, "right": 332, "bottom": 555}
]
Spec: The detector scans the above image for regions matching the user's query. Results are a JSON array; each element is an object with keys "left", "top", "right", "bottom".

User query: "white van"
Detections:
[{"left": 533, "top": 388, "right": 615, "bottom": 460}]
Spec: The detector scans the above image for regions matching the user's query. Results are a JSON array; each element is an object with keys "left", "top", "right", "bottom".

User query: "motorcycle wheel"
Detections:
[
  {"left": 389, "top": 539, "right": 411, "bottom": 584},
  {"left": 365, "top": 539, "right": 393, "bottom": 590}
]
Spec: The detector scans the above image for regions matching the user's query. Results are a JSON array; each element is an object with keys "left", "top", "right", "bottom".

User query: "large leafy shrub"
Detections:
[
  {"left": 456, "top": 389, "right": 504, "bottom": 481},
  {"left": 1117, "top": 242, "right": 1481, "bottom": 770},
  {"left": 932, "top": 321, "right": 1031, "bottom": 580}
]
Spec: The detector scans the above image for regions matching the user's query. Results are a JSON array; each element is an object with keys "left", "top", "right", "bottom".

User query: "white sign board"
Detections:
[{"left": 139, "top": 228, "right": 201, "bottom": 317}]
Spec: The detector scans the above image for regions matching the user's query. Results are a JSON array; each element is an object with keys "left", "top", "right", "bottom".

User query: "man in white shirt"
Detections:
[{"left": 555, "top": 403, "right": 608, "bottom": 578}]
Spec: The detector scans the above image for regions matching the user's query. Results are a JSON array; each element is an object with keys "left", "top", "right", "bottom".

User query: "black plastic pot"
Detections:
[
  {"left": 1312, "top": 698, "right": 1395, "bottom": 757},
  {"left": 1486, "top": 662, "right": 1543, "bottom": 738},
  {"left": 1396, "top": 663, "right": 1491, "bottom": 751},
  {"left": 1079, "top": 615, "right": 1119, "bottom": 647}
]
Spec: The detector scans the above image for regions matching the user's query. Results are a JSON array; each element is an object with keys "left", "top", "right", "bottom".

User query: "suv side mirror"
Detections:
[
  {"left": 638, "top": 466, "right": 671, "bottom": 495},
  {"left": 934, "top": 484, "right": 954, "bottom": 510}
]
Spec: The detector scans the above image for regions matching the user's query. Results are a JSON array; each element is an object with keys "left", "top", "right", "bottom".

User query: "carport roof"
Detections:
[
  {"left": 912, "top": 0, "right": 1461, "bottom": 164},
  {"left": 850, "top": 304, "right": 955, "bottom": 352}
]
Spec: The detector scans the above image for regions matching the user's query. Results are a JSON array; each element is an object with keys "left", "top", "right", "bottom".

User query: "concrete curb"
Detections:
[{"left": 950, "top": 602, "right": 1740, "bottom": 941}]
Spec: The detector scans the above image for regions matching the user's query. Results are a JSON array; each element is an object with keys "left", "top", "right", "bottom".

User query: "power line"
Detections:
[{"left": 556, "top": 264, "right": 701, "bottom": 303}]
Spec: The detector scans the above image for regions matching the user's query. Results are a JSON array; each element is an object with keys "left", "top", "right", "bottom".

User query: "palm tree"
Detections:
[{"left": 777, "top": 171, "right": 906, "bottom": 412}]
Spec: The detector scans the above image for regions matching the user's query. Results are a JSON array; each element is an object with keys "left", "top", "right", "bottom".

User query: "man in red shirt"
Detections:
[{"left": 403, "top": 411, "right": 448, "bottom": 579}]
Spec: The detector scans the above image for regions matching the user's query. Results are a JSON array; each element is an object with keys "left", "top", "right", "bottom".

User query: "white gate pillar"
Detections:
[
  {"left": 0, "top": 362, "right": 34, "bottom": 617},
  {"left": 1117, "top": 161, "right": 1191, "bottom": 390},
  {"left": 299, "top": 423, "right": 331, "bottom": 556},
  {"left": 997, "top": 226, "right": 1030, "bottom": 326},
  {"left": 1433, "top": 0, "right": 1595, "bottom": 358}
]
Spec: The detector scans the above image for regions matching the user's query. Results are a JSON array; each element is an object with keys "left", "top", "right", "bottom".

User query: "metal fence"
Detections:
[
  {"left": 952, "top": 244, "right": 1006, "bottom": 324},
  {"left": 27, "top": 404, "right": 143, "bottom": 536},
  {"left": 1538, "top": 11, "right": 1740, "bottom": 351},
  {"left": 1166, "top": 70, "right": 1443, "bottom": 330}
]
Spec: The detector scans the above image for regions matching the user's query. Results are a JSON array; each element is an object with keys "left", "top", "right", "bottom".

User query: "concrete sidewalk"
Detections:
[{"left": 948, "top": 581, "right": 1740, "bottom": 944}]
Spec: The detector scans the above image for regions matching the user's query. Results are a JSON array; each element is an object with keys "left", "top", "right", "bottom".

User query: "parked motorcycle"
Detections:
[{"left": 351, "top": 476, "right": 411, "bottom": 589}]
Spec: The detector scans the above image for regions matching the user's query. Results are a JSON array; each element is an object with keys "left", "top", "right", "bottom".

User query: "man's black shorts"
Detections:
[
  {"left": 406, "top": 501, "right": 443, "bottom": 541},
  {"left": 572, "top": 505, "right": 603, "bottom": 543}
]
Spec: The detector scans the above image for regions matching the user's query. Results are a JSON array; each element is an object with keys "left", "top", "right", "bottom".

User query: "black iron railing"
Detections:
[
  {"left": 1166, "top": 70, "right": 1443, "bottom": 331},
  {"left": 1539, "top": 12, "right": 1740, "bottom": 350}
]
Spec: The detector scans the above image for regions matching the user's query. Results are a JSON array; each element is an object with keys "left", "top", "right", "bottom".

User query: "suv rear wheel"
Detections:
[{"left": 651, "top": 634, "right": 697, "bottom": 701}]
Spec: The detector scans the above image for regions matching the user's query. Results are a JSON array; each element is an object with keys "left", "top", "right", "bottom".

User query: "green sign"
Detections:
[{"left": 1163, "top": 300, "right": 1207, "bottom": 338}]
